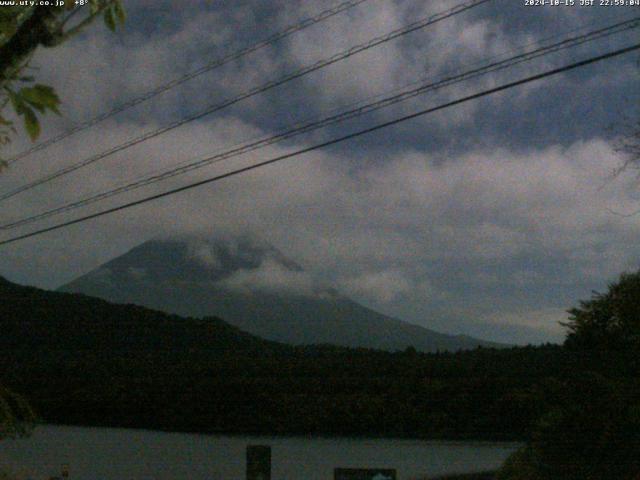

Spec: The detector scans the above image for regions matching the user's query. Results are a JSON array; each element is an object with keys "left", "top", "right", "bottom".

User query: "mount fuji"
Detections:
[{"left": 59, "top": 236, "right": 500, "bottom": 352}]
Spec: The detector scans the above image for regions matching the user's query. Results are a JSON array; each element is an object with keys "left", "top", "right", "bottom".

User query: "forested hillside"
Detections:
[
  {"left": 3, "top": 272, "right": 639, "bottom": 478},
  {"left": 1, "top": 276, "right": 561, "bottom": 440}
]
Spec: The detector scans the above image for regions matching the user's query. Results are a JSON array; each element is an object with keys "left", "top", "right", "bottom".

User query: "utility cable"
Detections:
[
  {"left": 0, "top": 0, "right": 490, "bottom": 202},
  {"left": 1, "top": 42, "right": 637, "bottom": 247},
  {"left": 5, "top": 0, "right": 374, "bottom": 165},
  {"left": 3, "top": 16, "right": 637, "bottom": 230}
]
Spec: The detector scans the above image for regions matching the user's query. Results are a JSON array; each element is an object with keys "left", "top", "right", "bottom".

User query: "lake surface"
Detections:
[{"left": 0, "top": 425, "right": 519, "bottom": 480}]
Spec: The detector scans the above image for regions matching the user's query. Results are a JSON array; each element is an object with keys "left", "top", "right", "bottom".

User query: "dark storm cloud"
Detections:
[{"left": 0, "top": 0, "right": 638, "bottom": 343}]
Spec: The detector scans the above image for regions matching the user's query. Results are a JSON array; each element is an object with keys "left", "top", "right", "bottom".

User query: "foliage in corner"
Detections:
[
  {"left": 0, "top": 384, "right": 37, "bottom": 440},
  {"left": 3, "top": 83, "right": 61, "bottom": 142},
  {"left": 0, "top": 1, "right": 125, "bottom": 168},
  {"left": 563, "top": 269, "right": 640, "bottom": 353},
  {"left": 498, "top": 270, "right": 640, "bottom": 480}
]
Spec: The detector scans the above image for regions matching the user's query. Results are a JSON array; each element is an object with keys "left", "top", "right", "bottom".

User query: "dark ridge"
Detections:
[{"left": 2, "top": 276, "right": 564, "bottom": 440}]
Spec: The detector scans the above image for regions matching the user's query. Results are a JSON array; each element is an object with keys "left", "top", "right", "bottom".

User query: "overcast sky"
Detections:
[{"left": 1, "top": 0, "right": 639, "bottom": 344}]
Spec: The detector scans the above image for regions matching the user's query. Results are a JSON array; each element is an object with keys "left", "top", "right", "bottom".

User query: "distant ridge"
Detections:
[
  {"left": 0, "top": 274, "right": 555, "bottom": 439},
  {"left": 59, "top": 235, "right": 502, "bottom": 352}
]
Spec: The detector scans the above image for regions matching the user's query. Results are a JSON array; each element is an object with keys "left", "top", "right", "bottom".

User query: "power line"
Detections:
[
  {"left": 3, "top": 18, "right": 636, "bottom": 229},
  {"left": 1, "top": 42, "right": 637, "bottom": 247},
  {"left": 0, "top": 0, "right": 490, "bottom": 202},
  {"left": 2, "top": 16, "right": 637, "bottom": 230},
  {"left": 5, "top": 0, "right": 374, "bottom": 165},
  {"left": 97, "top": 13, "right": 638, "bottom": 190}
]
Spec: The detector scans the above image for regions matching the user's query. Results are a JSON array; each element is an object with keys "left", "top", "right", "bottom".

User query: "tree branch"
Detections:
[{"left": 0, "top": 7, "right": 58, "bottom": 82}]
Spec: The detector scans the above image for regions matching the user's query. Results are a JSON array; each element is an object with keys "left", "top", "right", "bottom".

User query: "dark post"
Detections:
[{"left": 246, "top": 445, "right": 271, "bottom": 480}]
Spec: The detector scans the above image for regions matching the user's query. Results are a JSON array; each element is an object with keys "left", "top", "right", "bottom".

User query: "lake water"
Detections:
[{"left": 0, "top": 425, "right": 519, "bottom": 480}]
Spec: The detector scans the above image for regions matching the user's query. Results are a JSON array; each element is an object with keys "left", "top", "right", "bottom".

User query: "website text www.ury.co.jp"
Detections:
[{"left": 0, "top": 1, "right": 66, "bottom": 6}]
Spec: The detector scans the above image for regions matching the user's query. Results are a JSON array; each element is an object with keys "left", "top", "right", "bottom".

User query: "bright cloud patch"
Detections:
[{"left": 216, "top": 258, "right": 321, "bottom": 297}]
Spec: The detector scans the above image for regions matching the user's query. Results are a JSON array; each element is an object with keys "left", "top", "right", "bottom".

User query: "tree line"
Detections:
[{"left": 0, "top": 271, "right": 638, "bottom": 480}]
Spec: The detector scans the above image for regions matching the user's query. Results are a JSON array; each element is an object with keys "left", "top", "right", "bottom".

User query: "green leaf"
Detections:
[
  {"left": 89, "top": 0, "right": 101, "bottom": 14},
  {"left": 114, "top": 1, "right": 126, "bottom": 24},
  {"left": 104, "top": 8, "right": 116, "bottom": 32},
  {"left": 28, "top": 102, "right": 46, "bottom": 114},
  {"left": 19, "top": 84, "right": 61, "bottom": 114},
  {"left": 7, "top": 90, "right": 25, "bottom": 115},
  {"left": 22, "top": 107, "right": 40, "bottom": 141},
  {"left": 0, "top": 20, "right": 16, "bottom": 40}
]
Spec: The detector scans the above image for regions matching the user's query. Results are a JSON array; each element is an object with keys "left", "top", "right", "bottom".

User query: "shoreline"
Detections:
[{"left": 29, "top": 423, "right": 524, "bottom": 447}]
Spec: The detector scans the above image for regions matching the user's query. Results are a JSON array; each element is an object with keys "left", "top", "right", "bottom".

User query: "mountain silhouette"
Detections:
[{"left": 59, "top": 235, "right": 500, "bottom": 352}]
